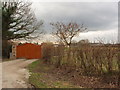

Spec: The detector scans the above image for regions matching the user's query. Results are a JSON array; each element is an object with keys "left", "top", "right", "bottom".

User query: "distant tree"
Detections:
[
  {"left": 2, "top": 1, "right": 43, "bottom": 58},
  {"left": 51, "top": 22, "right": 87, "bottom": 46}
]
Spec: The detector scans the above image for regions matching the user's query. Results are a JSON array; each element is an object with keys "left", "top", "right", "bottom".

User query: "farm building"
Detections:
[{"left": 11, "top": 43, "right": 42, "bottom": 59}]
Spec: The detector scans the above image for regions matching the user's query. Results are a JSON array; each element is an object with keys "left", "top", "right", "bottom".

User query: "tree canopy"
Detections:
[{"left": 2, "top": 1, "right": 43, "bottom": 40}]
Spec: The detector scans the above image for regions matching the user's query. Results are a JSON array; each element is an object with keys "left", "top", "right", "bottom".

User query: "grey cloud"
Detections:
[
  {"left": 32, "top": 2, "right": 117, "bottom": 32},
  {"left": 30, "top": 2, "right": 118, "bottom": 43}
]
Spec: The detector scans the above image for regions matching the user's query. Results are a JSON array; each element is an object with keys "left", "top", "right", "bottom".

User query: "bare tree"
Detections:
[
  {"left": 2, "top": 1, "right": 43, "bottom": 40},
  {"left": 50, "top": 22, "right": 87, "bottom": 46}
]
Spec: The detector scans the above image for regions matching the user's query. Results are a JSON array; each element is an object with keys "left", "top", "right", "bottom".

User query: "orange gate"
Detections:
[{"left": 16, "top": 43, "right": 42, "bottom": 59}]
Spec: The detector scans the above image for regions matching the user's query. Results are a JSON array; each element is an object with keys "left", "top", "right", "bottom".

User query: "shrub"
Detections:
[{"left": 42, "top": 43, "right": 120, "bottom": 86}]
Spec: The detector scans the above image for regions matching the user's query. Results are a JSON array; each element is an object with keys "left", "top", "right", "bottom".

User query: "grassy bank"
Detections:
[
  {"left": 28, "top": 59, "right": 119, "bottom": 88},
  {"left": 28, "top": 60, "right": 81, "bottom": 88}
]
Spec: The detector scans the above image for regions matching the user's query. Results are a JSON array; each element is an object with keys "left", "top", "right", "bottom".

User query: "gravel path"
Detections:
[{"left": 2, "top": 59, "right": 37, "bottom": 88}]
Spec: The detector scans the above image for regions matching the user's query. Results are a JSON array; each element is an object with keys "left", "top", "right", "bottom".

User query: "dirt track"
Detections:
[{"left": 2, "top": 59, "right": 37, "bottom": 88}]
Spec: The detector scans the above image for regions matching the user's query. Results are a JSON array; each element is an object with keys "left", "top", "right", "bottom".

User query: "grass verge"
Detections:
[{"left": 28, "top": 60, "right": 81, "bottom": 88}]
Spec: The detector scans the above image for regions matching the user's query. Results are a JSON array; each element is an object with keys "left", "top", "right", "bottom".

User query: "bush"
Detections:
[
  {"left": 42, "top": 43, "right": 119, "bottom": 74},
  {"left": 42, "top": 43, "right": 120, "bottom": 87},
  {"left": 42, "top": 42, "right": 54, "bottom": 64}
]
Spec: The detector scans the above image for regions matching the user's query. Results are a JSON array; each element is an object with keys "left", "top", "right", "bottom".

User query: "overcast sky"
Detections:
[{"left": 28, "top": 1, "right": 118, "bottom": 44}]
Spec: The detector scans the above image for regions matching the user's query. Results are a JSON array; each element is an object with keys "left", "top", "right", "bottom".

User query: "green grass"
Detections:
[
  {"left": 28, "top": 60, "right": 82, "bottom": 88},
  {"left": 28, "top": 60, "right": 40, "bottom": 72},
  {"left": 29, "top": 72, "right": 81, "bottom": 88},
  {"left": 29, "top": 73, "right": 48, "bottom": 88}
]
